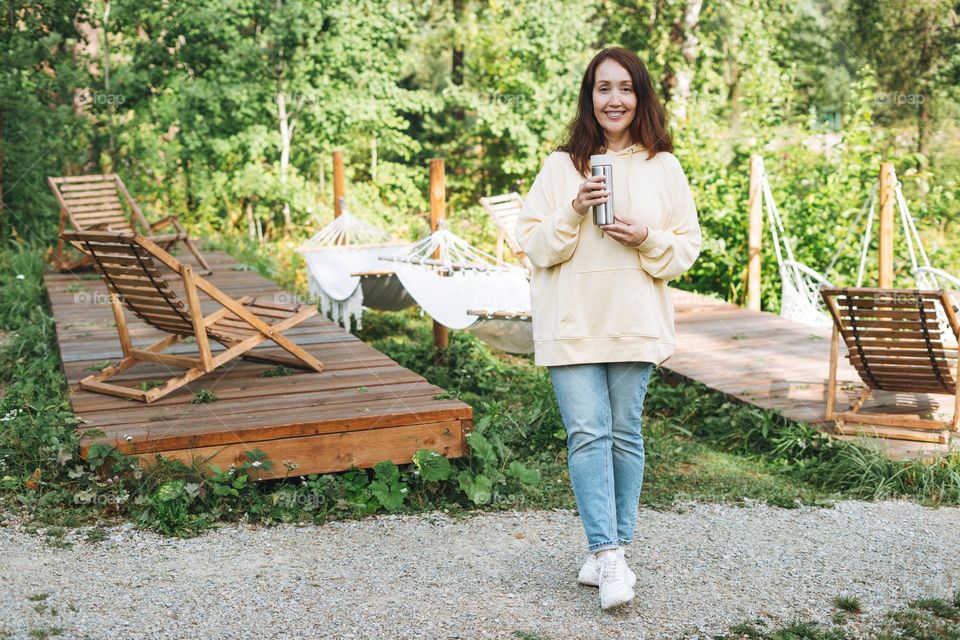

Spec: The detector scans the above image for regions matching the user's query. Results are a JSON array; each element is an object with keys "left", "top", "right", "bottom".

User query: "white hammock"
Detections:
[
  {"left": 763, "top": 167, "right": 882, "bottom": 328},
  {"left": 381, "top": 222, "right": 533, "bottom": 354},
  {"left": 297, "top": 205, "right": 414, "bottom": 329},
  {"left": 762, "top": 173, "right": 836, "bottom": 328}
]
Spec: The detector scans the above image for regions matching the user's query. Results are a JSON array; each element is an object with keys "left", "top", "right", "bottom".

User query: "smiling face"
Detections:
[{"left": 592, "top": 58, "right": 637, "bottom": 145}]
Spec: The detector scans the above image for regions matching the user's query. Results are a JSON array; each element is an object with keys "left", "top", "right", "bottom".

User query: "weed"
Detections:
[
  {"left": 191, "top": 389, "right": 217, "bottom": 404},
  {"left": 834, "top": 595, "right": 862, "bottom": 614},
  {"left": 260, "top": 365, "right": 294, "bottom": 377}
]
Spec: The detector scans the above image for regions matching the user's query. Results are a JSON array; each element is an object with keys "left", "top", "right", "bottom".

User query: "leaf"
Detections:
[
  {"left": 370, "top": 479, "right": 407, "bottom": 512},
  {"left": 507, "top": 461, "right": 540, "bottom": 486},
  {"left": 412, "top": 449, "right": 452, "bottom": 481},
  {"left": 373, "top": 460, "right": 400, "bottom": 484},
  {"left": 467, "top": 432, "right": 497, "bottom": 468},
  {"left": 458, "top": 470, "right": 493, "bottom": 505}
]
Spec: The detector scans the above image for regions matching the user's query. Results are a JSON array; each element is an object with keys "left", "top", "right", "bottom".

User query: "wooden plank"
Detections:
[
  {"left": 833, "top": 423, "right": 949, "bottom": 444},
  {"left": 54, "top": 174, "right": 115, "bottom": 184},
  {"left": 44, "top": 250, "right": 472, "bottom": 476},
  {"left": 121, "top": 420, "right": 467, "bottom": 480}
]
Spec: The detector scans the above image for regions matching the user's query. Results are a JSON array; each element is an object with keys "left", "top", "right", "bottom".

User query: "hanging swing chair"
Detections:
[
  {"left": 893, "top": 177, "right": 960, "bottom": 345},
  {"left": 379, "top": 221, "right": 533, "bottom": 354},
  {"left": 761, "top": 169, "right": 878, "bottom": 328}
]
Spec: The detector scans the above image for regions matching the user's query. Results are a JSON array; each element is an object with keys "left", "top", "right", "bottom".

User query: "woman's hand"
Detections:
[
  {"left": 600, "top": 215, "right": 650, "bottom": 248},
  {"left": 571, "top": 175, "right": 609, "bottom": 216}
]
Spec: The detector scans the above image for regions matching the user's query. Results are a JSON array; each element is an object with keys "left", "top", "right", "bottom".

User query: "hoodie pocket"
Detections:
[{"left": 559, "top": 268, "right": 661, "bottom": 339}]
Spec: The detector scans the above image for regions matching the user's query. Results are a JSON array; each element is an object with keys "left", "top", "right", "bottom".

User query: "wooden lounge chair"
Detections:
[
  {"left": 63, "top": 230, "right": 323, "bottom": 403},
  {"left": 479, "top": 192, "right": 533, "bottom": 272},
  {"left": 820, "top": 286, "right": 960, "bottom": 444},
  {"left": 49, "top": 174, "right": 212, "bottom": 274}
]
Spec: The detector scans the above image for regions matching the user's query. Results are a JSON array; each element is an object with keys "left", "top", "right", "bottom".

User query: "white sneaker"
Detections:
[
  {"left": 597, "top": 553, "right": 635, "bottom": 610},
  {"left": 577, "top": 547, "right": 636, "bottom": 588}
]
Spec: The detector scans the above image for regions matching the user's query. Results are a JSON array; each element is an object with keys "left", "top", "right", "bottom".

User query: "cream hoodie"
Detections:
[{"left": 515, "top": 144, "right": 702, "bottom": 367}]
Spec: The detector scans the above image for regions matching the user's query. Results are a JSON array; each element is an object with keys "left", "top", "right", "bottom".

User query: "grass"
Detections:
[
  {"left": 717, "top": 591, "right": 960, "bottom": 639},
  {"left": 833, "top": 596, "right": 863, "bottom": 614},
  {"left": 3, "top": 238, "right": 960, "bottom": 539}
]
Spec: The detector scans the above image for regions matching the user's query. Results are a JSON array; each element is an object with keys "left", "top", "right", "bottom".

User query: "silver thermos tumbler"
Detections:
[{"left": 590, "top": 154, "right": 614, "bottom": 225}]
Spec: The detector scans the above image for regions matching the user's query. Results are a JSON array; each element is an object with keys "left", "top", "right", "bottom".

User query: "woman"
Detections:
[{"left": 515, "top": 47, "right": 702, "bottom": 611}]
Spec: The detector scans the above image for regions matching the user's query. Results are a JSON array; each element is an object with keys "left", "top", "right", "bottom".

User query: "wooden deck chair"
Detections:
[
  {"left": 479, "top": 192, "right": 533, "bottom": 272},
  {"left": 62, "top": 230, "right": 323, "bottom": 403},
  {"left": 820, "top": 287, "right": 960, "bottom": 444},
  {"left": 49, "top": 174, "right": 212, "bottom": 274}
]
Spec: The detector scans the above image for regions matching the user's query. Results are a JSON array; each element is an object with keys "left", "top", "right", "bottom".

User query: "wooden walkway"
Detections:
[
  {"left": 667, "top": 288, "right": 958, "bottom": 460},
  {"left": 44, "top": 251, "right": 472, "bottom": 480}
]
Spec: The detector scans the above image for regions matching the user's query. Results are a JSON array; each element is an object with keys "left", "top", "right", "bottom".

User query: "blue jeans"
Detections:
[{"left": 548, "top": 362, "right": 654, "bottom": 553}]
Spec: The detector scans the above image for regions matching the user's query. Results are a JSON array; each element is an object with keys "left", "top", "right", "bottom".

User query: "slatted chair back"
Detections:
[
  {"left": 61, "top": 230, "right": 323, "bottom": 403},
  {"left": 63, "top": 230, "right": 198, "bottom": 337},
  {"left": 820, "top": 287, "right": 959, "bottom": 396},
  {"left": 49, "top": 174, "right": 149, "bottom": 233},
  {"left": 479, "top": 192, "right": 532, "bottom": 271}
]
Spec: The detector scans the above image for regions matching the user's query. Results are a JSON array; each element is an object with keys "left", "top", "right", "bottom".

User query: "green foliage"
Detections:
[
  {"left": 260, "top": 365, "right": 295, "bottom": 378},
  {"left": 190, "top": 389, "right": 218, "bottom": 404},
  {"left": 834, "top": 596, "right": 863, "bottom": 614},
  {"left": 5, "top": 1, "right": 960, "bottom": 544},
  {"left": 412, "top": 449, "right": 453, "bottom": 482},
  {"left": 368, "top": 461, "right": 409, "bottom": 512},
  {"left": 644, "top": 373, "right": 960, "bottom": 504},
  {"left": 720, "top": 591, "right": 960, "bottom": 638}
]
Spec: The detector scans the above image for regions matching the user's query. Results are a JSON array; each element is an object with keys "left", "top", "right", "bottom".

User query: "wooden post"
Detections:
[
  {"left": 332, "top": 150, "right": 346, "bottom": 218},
  {"left": 430, "top": 158, "right": 449, "bottom": 351},
  {"left": 825, "top": 324, "right": 839, "bottom": 420},
  {"left": 746, "top": 154, "right": 764, "bottom": 311},
  {"left": 878, "top": 162, "right": 895, "bottom": 288}
]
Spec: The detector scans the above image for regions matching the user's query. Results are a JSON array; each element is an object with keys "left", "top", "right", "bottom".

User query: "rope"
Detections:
[
  {"left": 761, "top": 173, "right": 789, "bottom": 270},
  {"left": 131, "top": 246, "right": 194, "bottom": 327},
  {"left": 763, "top": 172, "right": 876, "bottom": 290},
  {"left": 384, "top": 221, "right": 520, "bottom": 275},
  {"left": 855, "top": 185, "right": 878, "bottom": 287},
  {"left": 842, "top": 290, "right": 879, "bottom": 389},
  {"left": 826, "top": 182, "right": 876, "bottom": 283},
  {"left": 915, "top": 293, "right": 951, "bottom": 393},
  {"left": 299, "top": 204, "right": 394, "bottom": 251}
]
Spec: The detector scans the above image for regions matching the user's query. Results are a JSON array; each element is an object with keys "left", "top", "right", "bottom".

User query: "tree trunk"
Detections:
[
  {"left": 917, "top": 93, "right": 930, "bottom": 161},
  {"left": 915, "top": 9, "right": 936, "bottom": 166},
  {"left": 452, "top": 0, "right": 464, "bottom": 87},
  {"left": 0, "top": 109, "right": 4, "bottom": 220},
  {"left": 101, "top": 0, "right": 116, "bottom": 165},
  {"left": 452, "top": 0, "right": 465, "bottom": 122},
  {"left": 276, "top": 81, "right": 294, "bottom": 230},
  {"left": 246, "top": 201, "right": 256, "bottom": 242},
  {"left": 672, "top": 0, "right": 703, "bottom": 119}
]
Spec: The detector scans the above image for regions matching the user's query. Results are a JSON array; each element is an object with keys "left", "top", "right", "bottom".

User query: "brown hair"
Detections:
[{"left": 558, "top": 47, "right": 672, "bottom": 176}]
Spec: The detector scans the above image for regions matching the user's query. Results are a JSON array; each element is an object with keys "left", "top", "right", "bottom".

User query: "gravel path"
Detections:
[{"left": 2, "top": 500, "right": 958, "bottom": 639}]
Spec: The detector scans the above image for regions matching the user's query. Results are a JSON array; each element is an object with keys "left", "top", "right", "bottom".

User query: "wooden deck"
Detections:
[
  {"left": 667, "top": 288, "right": 958, "bottom": 460},
  {"left": 44, "top": 250, "right": 472, "bottom": 480}
]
